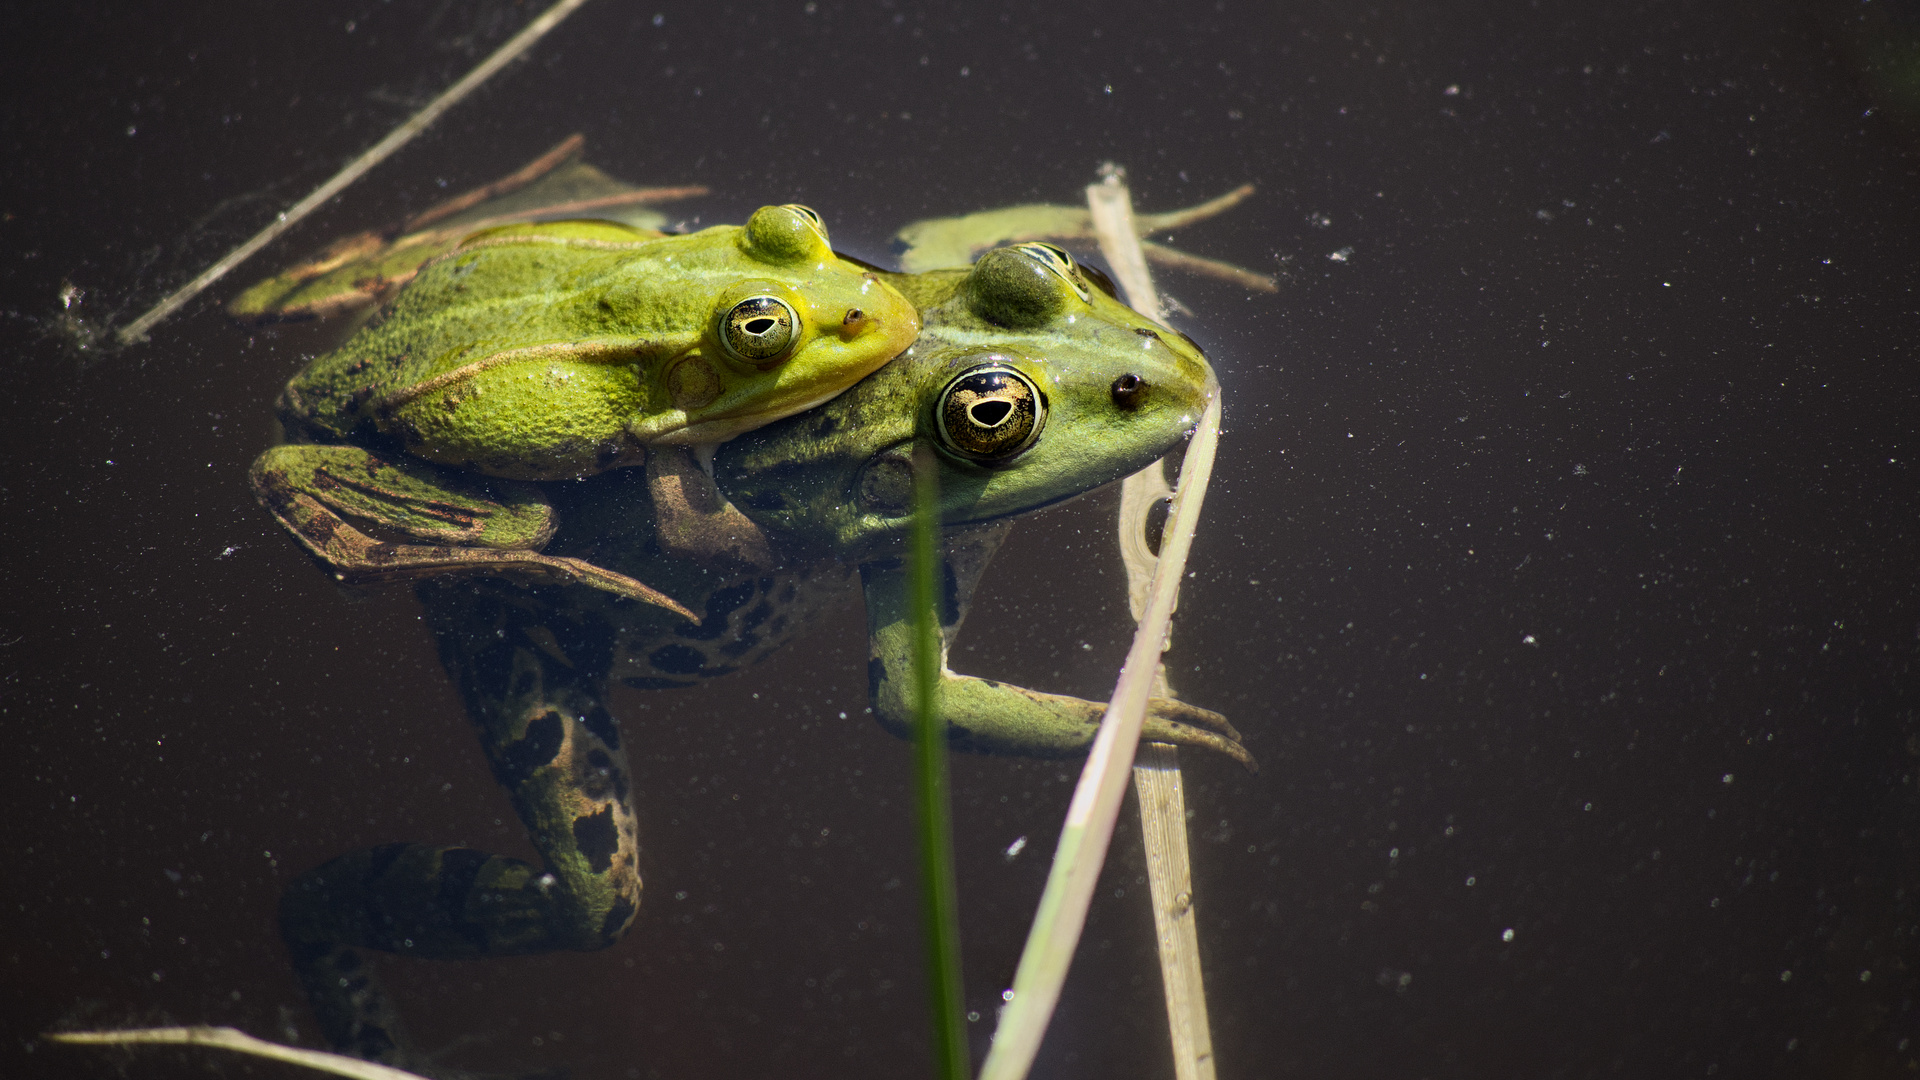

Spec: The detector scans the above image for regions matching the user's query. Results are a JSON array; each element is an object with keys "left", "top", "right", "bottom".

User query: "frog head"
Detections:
[
  {"left": 626, "top": 203, "right": 924, "bottom": 446},
  {"left": 715, "top": 242, "right": 1217, "bottom": 554}
]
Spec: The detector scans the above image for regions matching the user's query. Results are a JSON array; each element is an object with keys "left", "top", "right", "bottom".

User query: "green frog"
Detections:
[
  {"left": 275, "top": 242, "right": 1252, "bottom": 1069},
  {"left": 251, "top": 204, "right": 920, "bottom": 617}
]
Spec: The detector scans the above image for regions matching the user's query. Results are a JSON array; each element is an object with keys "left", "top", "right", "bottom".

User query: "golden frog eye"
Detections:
[
  {"left": 721, "top": 295, "right": 799, "bottom": 364},
  {"left": 1012, "top": 241, "right": 1089, "bottom": 301},
  {"left": 936, "top": 362, "right": 1046, "bottom": 463}
]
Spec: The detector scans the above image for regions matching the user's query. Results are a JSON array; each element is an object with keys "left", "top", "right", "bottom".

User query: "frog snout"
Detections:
[
  {"left": 1111, "top": 352, "right": 1214, "bottom": 423},
  {"left": 833, "top": 303, "right": 922, "bottom": 354}
]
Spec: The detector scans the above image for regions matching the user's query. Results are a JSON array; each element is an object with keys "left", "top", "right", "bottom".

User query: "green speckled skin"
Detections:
[
  {"left": 275, "top": 244, "right": 1247, "bottom": 1070},
  {"left": 279, "top": 205, "right": 920, "bottom": 481},
  {"left": 226, "top": 150, "right": 698, "bottom": 324}
]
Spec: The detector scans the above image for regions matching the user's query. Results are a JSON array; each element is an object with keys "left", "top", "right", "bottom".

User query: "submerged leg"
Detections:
[
  {"left": 280, "top": 581, "right": 641, "bottom": 1064},
  {"left": 250, "top": 444, "right": 695, "bottom": 619},
  {"left": 858, "top": 527, "right": 1255, "bottom": 769}
]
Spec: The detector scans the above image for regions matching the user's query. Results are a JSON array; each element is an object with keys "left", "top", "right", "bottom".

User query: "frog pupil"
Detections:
[
  {"left": 970, "top": 400, "right": 1014, "bottom": 427},
  {"left": 744, "top": 318, "right": 776, "bottom": 334}
]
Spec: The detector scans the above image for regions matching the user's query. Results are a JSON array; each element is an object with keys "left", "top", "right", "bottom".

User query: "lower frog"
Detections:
[{"left": 274, "top": 242, "right": 1251, "bottom": 1070}]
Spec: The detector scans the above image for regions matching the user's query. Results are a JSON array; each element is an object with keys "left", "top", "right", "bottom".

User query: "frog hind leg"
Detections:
[
  {"left": 250, "top": 444, "right": 696, "bottom": 620},
  {"left": 858, "top": 524, "right": 1256, "bottom": 769},
  {"left": 280, "top": 582, "right": 640, "bottom": 1067}
]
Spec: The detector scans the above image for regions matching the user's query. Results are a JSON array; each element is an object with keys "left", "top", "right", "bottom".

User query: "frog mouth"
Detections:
[{"left": 654, "top": 381, "right": 869, "bottom": 446}]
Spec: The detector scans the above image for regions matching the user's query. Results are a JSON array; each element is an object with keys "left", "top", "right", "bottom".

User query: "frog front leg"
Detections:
[
  {"left": 858, "top": 525, "right": 1254, "bottom": 769},
  {"left": 250, "top": 443, "right": 695, "bottom": 619},
  {"left": 279, "top": 580, "right": 642, "bottom": 1065}
]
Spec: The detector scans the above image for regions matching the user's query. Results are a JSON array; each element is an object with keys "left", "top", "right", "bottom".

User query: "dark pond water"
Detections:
[{"left": 4, "top": 1, "right": 1917, "bottom": 1077}]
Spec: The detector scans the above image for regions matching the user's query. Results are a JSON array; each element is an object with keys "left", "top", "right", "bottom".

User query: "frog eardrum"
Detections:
[
  {"left": 720, "top": 294, "right": 798, "bottom": 364},
  {"left": 935, "top": 361, "right": 1046, "bottom": 462}
]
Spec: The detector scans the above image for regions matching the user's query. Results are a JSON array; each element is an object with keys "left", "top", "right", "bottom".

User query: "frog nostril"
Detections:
[
  {"left": 842, "top": 308, "right": 864, "bottom": 326},
  {"left": 1110, "top": 373, "right": 1148, "bottom": 410}
]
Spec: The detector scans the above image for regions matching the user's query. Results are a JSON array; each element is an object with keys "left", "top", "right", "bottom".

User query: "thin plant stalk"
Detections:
[
  {"left": 113, "top": 0, "right": 594, "bottom": 346},
  {"left": 1095, "top": 170, "right": 1220, "bottom": 1080},
  {"left": 978, "top": 393, "right": 1221, "bottom": 1080},
  {"left": 1119, "top": 459, "right": 1218, "bottom": 1080},
  {"left": 1129, "top": 743, "right": 1216, "bottom": 1080},
  {"left": 47, "top": 1027, "right": 431, "bottom": 1080},
  {"left": 912, "top": 444, "right": 970, "bottom": 1080}
]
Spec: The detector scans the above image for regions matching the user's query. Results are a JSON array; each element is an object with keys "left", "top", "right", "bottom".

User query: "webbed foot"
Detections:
[
  {"left": 251, "top": 444, "right": 696, "bottom": 619},
  {"left": 861, "top": 544, "right": 1256, "bottom": 769}
]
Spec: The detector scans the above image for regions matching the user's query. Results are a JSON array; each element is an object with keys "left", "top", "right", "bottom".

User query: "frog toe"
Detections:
[
  {"left": 1147, "top": 696, "right": 1242, "bottom": 743},
  {"left": 1141, "top": 714, "right": 1257, "bottom": 772}
]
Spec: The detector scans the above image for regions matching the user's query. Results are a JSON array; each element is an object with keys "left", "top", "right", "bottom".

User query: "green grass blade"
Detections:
[{"left": 912, "top": 444, "right": 969, "bottom": 1080}]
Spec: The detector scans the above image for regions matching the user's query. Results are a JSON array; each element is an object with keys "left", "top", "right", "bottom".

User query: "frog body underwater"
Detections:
[
  {"left": 275, "top": 242, "right": 1250, "bottom": 1068},
  {"left": 252, "top": 204, "right": 919, "bottom": 615}
]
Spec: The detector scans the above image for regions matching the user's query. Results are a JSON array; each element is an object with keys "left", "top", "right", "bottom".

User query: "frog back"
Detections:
[{"left": 279, "top": 207, "right": 918, "bottom": 481}]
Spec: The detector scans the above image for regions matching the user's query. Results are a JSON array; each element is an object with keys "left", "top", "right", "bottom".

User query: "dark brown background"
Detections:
[{"left": 3, "top": 1, "right": 1916, "bottom": 1077}]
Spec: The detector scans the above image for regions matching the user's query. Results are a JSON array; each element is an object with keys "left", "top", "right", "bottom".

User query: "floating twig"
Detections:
[
  {"left": 979, "top": 172, "right": 1223, "bottom": 1079},
  {"left": 48, "top": 1026, "right": 433, "bottom": 1080},
  {"left": 113, "top": 0, "right": 595, "bottom": 346},
  {"left": 1095, "top": 167, "right": 1222, "bottom": 1080},
  {"left": 397, "top": 133, "right": 588, "bottom": 233},
  {"left": 894, "top": 182, "right": 1275, "bottom": 292}
]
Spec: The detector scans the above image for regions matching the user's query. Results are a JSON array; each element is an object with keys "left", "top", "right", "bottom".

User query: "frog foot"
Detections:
[
  {"left": 1141, "top": 696, "right": 1257, "bottom": 772},
  {"left": 646, "top": 446, "right": 775, "bottom": 570},
  {"left": 251, "top": 445, "right": 697, "bottom": 620}
]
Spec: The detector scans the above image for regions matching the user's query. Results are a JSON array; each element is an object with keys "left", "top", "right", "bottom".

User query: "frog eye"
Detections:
[
  {"left": 1013, "top": 242, "right": 1090, "bottom": 301},
  {"left": 935, "top": 362, "right": 1047, "bottom": 463},
  {"left": 966, "top": 246, "right": 1080, "bottom": 328},
  {"left": 721, "top": 295, "right": 799, "bottom": 364},
  {"left": 743, "top": 205, "right": 832, "bottom": 264},
  {"left": 781, "top": 204, "right": 829, "bottom": 244}
]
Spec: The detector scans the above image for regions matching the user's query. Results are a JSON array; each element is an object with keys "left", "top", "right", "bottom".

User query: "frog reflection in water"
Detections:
[
  {"left": 250, "top": 203, "right": 918, "bottom": 615},
  {"left": 269, "top": 240, "right": 1252, "bottom": 1067}
]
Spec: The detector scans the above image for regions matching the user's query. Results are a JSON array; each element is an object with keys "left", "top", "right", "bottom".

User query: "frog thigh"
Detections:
[
  {"left": 250, "top": 444, "right": 695, "bottom": 617},
  {"left": 228, "top": 229, "right": 474, "bottom": 324},
  {"left": 280, "top": 590, "right": 640, "bottom": 1061},
  {"left": 857, "top": 534, "right": 1255, "bottom": 769}
]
